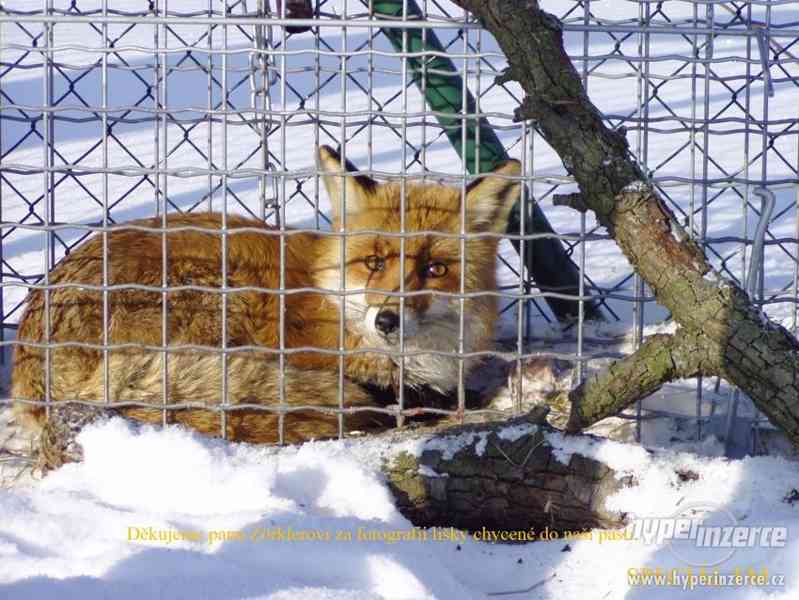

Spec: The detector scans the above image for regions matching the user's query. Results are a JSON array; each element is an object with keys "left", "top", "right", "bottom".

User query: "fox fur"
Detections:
[{"left": 11, "top": 146, "right": 521, "bottom": 444}]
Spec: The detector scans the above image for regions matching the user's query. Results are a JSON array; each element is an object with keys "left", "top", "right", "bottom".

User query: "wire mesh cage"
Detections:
[{"left": 1, "top": 0, "right": 797, "bottom": 453}]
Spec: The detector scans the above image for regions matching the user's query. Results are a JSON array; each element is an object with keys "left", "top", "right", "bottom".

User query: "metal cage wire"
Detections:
[{"left": 0, "top": 0, "right": 797, "bottom": 451}]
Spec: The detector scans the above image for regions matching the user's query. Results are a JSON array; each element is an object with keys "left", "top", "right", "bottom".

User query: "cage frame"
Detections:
[{"left": 1, "top": 0, "right": 798, "bottom": 454}]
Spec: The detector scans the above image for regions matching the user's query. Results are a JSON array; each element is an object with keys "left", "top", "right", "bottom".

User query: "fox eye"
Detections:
[
  {"left": 426, "top": 262, "right": 448, "bottom": 278},
  {"left": 364, "top": 255, "right": 385, "bottom": 272}
]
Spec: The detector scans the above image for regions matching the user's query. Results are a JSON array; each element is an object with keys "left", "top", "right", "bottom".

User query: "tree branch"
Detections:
[
  {"left": 553, "top": 193, "right": 589, "bottom": 213},
  {"left": 566, "top": 330, "right": 719, "bottom": 432},
  {"left": 453, "top": 0, "right": 799, "bottom": 445}
]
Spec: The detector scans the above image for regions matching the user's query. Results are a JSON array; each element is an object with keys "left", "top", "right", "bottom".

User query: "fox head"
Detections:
[{"left": 314, "top": 145, "right": 521, "bottom": 392}]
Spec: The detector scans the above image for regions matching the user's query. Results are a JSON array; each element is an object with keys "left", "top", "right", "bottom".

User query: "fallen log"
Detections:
[{"left": 381, "top": 408, "right": 631, "bottom": 534}]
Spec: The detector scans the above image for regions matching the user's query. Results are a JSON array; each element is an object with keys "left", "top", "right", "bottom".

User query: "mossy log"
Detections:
[
  {"left": 451, "top": 0, "right": 799, "bottom": 444},
  {"left": 382, "top": 410, "right": 631, "bottom": 534}
]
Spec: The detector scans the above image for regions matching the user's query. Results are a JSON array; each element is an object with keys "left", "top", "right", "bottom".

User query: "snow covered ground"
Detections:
[
  {"left": 1, "top": 0, "right": 799, "bottom": 597},
  {"left": 1, "top": 417, "right": 798, "bottom": 599}
]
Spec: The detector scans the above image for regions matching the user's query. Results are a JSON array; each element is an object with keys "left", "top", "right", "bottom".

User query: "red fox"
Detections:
[{"left": 11, "top": 146, "right": 521, "bottom": 443}]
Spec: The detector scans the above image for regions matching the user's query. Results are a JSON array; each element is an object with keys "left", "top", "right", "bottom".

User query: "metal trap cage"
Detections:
[{"left": 0, "top": 0, "right": 798, "bottom": 454}]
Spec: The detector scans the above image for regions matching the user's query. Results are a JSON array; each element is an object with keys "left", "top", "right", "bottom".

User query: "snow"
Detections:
[
  {"left": 497, "top": 422, "right": 539, "bottom": 443},
  {"left": 546, "top": 429, "right": 653, "bottom": 472},
  {"left": 1, "top": 418, "right": 799, "bottom": 599},
  {"left": 2, "top": 0, "right": 799, "bottom": 597},
  {"left": 621, "top": 180, "right": 652, "bottom": 195},
  {"left": 420, "top": 429, "right": 491, "bottom": 460}
]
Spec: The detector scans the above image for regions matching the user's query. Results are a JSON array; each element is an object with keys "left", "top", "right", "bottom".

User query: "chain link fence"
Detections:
[{"left": 1, "top": 0, "right": 797, "bottom": 454}]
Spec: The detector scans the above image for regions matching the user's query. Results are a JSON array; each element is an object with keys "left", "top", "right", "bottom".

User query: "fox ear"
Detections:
[
  {"left": 317, "top": 145, "right": 377, "bottom": 223},
  {"left": 465, "top": 160, "right": 522, "bottom": 233}
]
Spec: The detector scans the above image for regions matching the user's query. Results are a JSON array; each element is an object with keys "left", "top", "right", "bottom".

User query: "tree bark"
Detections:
[
  {"left": 381, "top": 410, "right": 631, "bottom": 533},
  {"left": 450, "top": 0, "right": 799, "bottom": 445}
]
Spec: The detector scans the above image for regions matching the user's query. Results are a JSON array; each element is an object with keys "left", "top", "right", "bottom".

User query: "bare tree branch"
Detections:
[
  {"left": 566, "top": 329, "right": 718, "bottom": 432},
  {"left": 452, "top": 0, "right": 799, "bottom": 443}
]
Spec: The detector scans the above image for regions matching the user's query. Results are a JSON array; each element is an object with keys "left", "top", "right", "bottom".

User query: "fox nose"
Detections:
[{"left": 374, "top": 310, "right": 400, "bottom": 335}]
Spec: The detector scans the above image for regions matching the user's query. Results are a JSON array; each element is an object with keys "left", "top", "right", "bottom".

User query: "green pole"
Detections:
[{"left": 372, "top": 0, "right": 603, "bottom": 322}]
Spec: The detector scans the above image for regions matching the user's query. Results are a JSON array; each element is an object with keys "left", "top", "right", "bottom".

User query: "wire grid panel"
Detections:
[{"left": 1, "top": 1, "right": 798, "bottom": 447}]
